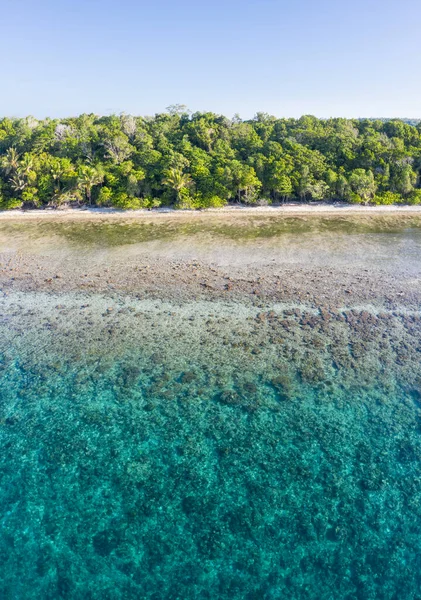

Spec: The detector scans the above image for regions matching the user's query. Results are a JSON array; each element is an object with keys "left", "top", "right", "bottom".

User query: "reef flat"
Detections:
[{"left": 1, "top": 213, "right": 421, "bottom": 599}]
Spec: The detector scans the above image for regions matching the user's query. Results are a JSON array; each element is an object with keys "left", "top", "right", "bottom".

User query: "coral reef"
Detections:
[{"left": 1, "top": 293, "right": 421, "bottom": 599}]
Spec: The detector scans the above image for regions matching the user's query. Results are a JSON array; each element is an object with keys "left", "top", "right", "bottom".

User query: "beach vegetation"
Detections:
[{"left": 0, "top": 112, "right": 420, "bottom": 209}]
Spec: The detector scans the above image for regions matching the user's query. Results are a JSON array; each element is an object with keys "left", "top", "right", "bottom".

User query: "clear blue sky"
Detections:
[{"left": 1, "top": 0, "right": 420, "bottom": 119}]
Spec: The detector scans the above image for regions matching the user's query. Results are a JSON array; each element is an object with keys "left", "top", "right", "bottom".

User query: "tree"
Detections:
[
  {"left": 185, "top": 116, "right": 219, "bottom": 152},
  {"left": 276, "top": 175, "right": 293, "bottom": 203},
  {"left": 348, "top": 169, "right": 376, "bottom": 204},
  {"left": 226, "top": 161, "right": 261, "bottom": 203},
  {"left": 19, "top": 153, "right": 34, "bottom": 177},
  {"left": 8, "top": 153, "right": 36, "bottom": 197},
  {"left": 307, "top": 180, "right": 329, "bottom": 201},
  {"left": 103, "top": 135, "right": 133, "bottom": 164},
  {"left": 120, "top": 114, "right": 137, "bottom": 140},
  {"left": 49, "top": 157, "right": 75, "bottom": 194},
  {"left": 166, "top": 105, "right": 190, "bottom": 116},
  {"left": 162, "top": 168, "right": 192, "bottom": 204},
  {"left": 0, "top": 112, "right": 420, "bottom": 210},
  {"left": 336, "top": 174, "right": 349, "bottom": 199},
  {"left": 77, "top": 166, "right": 104, "bottom": 204},
  {"left": 1, "top": 148, "right": 19, "bottom": 175},
  {"left": 391, "top": 163, "right": 417, "bottom": 197},
  {"left": 9, "top": 172, "right": 27, "bottom": 193},
  {"left": 325, "top": 169, "right": 338, "bottom": 199},
  {"left": 297, "top": 166, "right": 311, "bottom": 201},
  {"left": 266, "top": 159, "right": 292, "bottom": 202}
]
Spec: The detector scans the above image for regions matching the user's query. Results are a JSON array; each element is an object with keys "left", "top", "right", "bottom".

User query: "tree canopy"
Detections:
[{"left": 0, "top": 111, "right": 420, "bottom": 210}]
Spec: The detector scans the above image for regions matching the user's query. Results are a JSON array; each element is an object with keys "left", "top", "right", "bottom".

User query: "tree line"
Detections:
[{"left": 1, "top": 107, "right": 421, "bottom": 210}]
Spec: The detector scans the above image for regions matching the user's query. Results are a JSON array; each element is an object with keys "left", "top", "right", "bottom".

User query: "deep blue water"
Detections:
[{"left": 1, "top": 292, "right": 421, "bottom": 599}]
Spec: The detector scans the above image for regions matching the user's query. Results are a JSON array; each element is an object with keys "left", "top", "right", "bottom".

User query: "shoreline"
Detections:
[
  {"left": 2, "top": 203, "right": 421, "bottom": 221},
  {"left": 2, "top": 202, "right": 421, "bottom": 314}
]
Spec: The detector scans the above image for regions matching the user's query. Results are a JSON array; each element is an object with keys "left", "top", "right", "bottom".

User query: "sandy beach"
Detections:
[{"left": 2, "top": 203, "right": 421, "bottom": 221}]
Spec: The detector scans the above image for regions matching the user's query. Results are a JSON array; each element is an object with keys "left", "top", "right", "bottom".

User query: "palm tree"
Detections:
[
  {"left": 1, "top": 148, "right": 20, "bottom": 175},
  {"left": 9, "top": 173, "right": 27, "bottom": 193},
  {"left": 51, "top": 162, "right": 66, "bottom": 194},
  {"left": 50, "top": 158, "right": 73, "bottom": 194},
  {"left": 77, "top": 166, "right": 104, "bottom": 205},
  {"left": 162, "top": 168, "right": 192, "bottom": 203},
  {"left": 5, "top": 153, "right": 34, "bottom": 195},
  {"left": 19, "top": 154, "right": 34, "bottom": 178}
]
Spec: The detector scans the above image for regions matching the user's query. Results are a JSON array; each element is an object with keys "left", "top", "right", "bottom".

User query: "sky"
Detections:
[{"left": 1, "top": 0, "right": 420, "bottom": 119}]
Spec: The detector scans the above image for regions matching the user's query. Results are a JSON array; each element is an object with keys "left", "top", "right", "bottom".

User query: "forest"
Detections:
[{"left": 1, "top": 107, "right": 421, "bottom": 210}]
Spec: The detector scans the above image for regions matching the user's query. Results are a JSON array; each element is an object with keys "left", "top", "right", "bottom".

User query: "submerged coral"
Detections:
[{"left": 1, "top": 291, "right": 421, "bottom": 599}]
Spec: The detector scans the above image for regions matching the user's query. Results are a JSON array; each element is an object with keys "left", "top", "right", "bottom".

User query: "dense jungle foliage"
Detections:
[{"left": 1, "top": 107, "right": 421, "bottom": 210}]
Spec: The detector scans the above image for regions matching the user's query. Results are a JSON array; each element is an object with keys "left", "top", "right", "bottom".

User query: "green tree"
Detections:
[
  {"left": 348, "top": 169, "right": 376, "bottom": 204},
  {"left": 49, "top": 157, "right": 75, "bottom": 194},
  {"left": 391, "top": 163, "right": 417, "bottom": 197},
  {"left": 297, "top": 166, "right": 311, "bottom": 201},
  {"left": 0, "top": 112, "right": 420, "bottom": 210},
  {"left": 227, "top": 161, "right": 261, "bottom": 203},
  {"left": 1, "top": 148, "right": 20, "bottom": 175},
  {"left": 276, "top": 175, "right": 293, "bottom": 203},
  {"left": 162, "top": 168, "right": 193, "bottom": 204},
  {"left": 77, "top": 166, "right": 104, "bottom": 205}
]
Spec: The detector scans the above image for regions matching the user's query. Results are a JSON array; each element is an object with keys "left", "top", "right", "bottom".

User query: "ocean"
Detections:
[{"left": 1, "top": 214, "right": 421, "bottom": 599}]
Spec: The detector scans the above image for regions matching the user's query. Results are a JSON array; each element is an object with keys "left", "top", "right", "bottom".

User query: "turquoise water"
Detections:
[{"left": 1, "top": 288, "right": 421, "bottom": 599}]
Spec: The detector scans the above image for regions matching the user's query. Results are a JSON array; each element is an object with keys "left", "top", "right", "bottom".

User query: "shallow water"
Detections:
[
  {"left": 3, "top": 213, "right": 421, "bottom": 249},
  {"left": 1, "top": 221, "right": 421, "bottom": 599}
]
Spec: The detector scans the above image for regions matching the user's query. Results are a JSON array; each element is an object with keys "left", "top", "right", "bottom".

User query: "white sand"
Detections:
[{"left": 1, "top": 203, "right": 421, "bottom": 221}]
